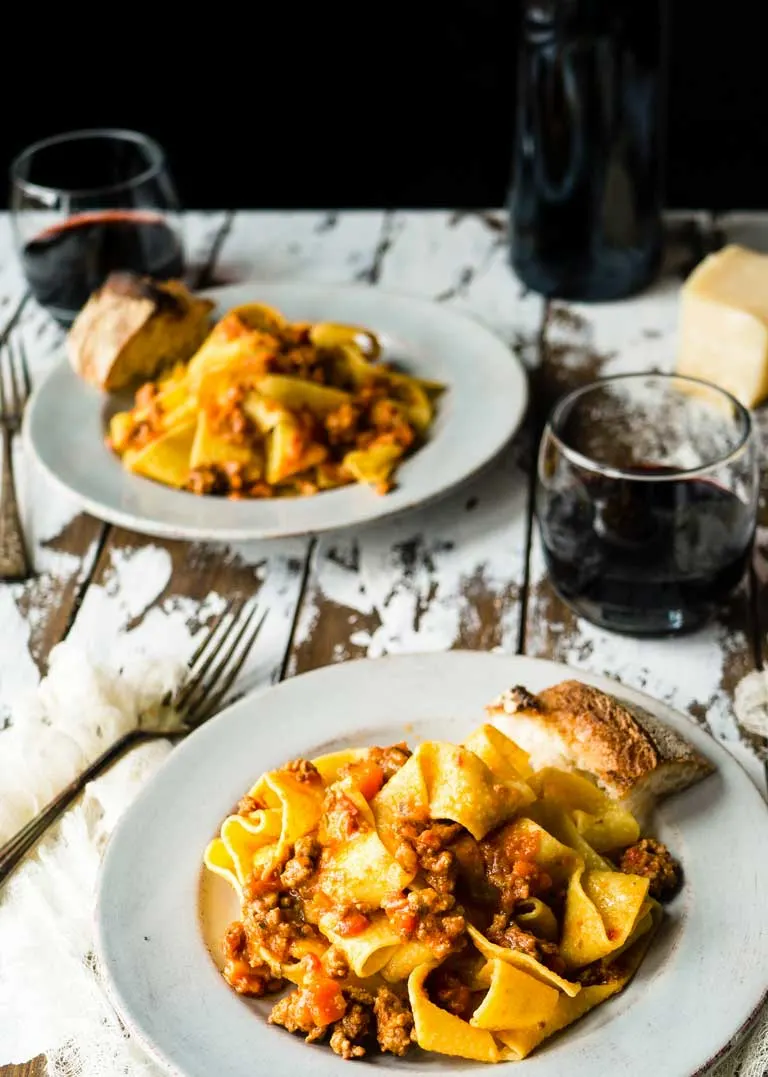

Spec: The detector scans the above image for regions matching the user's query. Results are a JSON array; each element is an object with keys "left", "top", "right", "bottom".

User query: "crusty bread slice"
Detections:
[
  {"left": 67, "top": 272, "right": 214, "bottom": 391},
  {"left": 487, "top": 680, "right": 714, "bottom": 813}
]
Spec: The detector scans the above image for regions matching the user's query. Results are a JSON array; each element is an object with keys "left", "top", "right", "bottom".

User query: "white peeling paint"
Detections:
[
  {"left": 293, "top": 449, "right": 528, "bottom": 659},
  {"left": 217, "top": 211, "right": 385, "bottom": 285},
  {"left": 379, "top": 211, "right": 544, "bottom": 353},
  {"left": 0, "top": 588, "right": 41, "bottom": 722}
]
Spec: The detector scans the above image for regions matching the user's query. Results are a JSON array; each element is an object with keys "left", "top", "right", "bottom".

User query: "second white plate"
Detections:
[
  {"left": 96, "top": 651, "right": 768, "bottom": 1077},
  {"left": 24, "top": 282, "right": 528, "bottom": 540}
]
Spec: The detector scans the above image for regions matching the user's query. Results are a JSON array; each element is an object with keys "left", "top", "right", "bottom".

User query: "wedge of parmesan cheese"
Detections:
[{"left": 676, "top": 244, "right": 768, "bottom": 407}]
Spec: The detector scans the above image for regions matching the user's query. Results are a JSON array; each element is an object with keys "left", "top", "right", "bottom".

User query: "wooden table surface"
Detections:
[{"left": 2, "top": 209, "right": 766, "bottom": 1077}]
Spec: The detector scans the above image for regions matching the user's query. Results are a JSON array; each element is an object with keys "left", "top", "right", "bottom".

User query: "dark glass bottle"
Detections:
[{"left": 509, "top": 0, "right": 666, "bottom": 301}]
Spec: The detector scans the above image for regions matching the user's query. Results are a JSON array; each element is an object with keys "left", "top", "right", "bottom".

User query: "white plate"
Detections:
[
  {"left": 24, "top": 282, "right": 528, "bottom": 541},
  {"left": 96, "top": 652, "right": 768, "bottom": 1077}
]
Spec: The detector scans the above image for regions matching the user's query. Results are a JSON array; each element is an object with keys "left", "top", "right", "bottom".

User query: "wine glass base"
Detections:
[{"left": 546, "top": 582, "right": 713, "bottom": 639}]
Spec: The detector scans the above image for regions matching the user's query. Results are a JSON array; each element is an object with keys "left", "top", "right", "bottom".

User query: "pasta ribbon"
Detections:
[
  {"left": 310, "top": 748, "right": 369, "bottom": 785},
  {"left": 462, "top": 723, "right": 533, "bottom": 780},
  {"left": 531, "top": 768, "right": 640, "bottom": 852},
  {"left": 470, "top": 959, "right": 559, "bottom": 1030},
  {"left": 318, "top": 912, "right": 401, "bottom": 978},
  {"left": 219, "top": 808, "right": 283, "bottom": 884},
  {"left": 408, "top": 965, "right": 500, "bottom": 1063},
  {"left": 249, "top": 769, "right": 326, "bottom": 859},
  {"left": 372, "top": 739, "right": 534, "bottom": 848},
  {"left": 203, "top": 838, "right": 278, "bottom": 895},
  {"left": 497, "top": 983, "right": 622, "bottom": 1060},
  {"left": 467, "top": 925, "right": 582, "bottom": 998},
  {"left": 515, "top": 897, "right": 559, "bottom": 941},
  {"left": 560, "top": 868, "right": 650, "bottom": 967},
  {"left": 497, "top": 918, "right": 660, "bottom": 1060},
  {"left": 527, "top": 799, "right": 614, "bottom": 872},
  {"left": 380, "top": 941, "right": 438, "bottom": 983},
  {"left": 316, "top": 828, "right": 413, "bottom": 906}
]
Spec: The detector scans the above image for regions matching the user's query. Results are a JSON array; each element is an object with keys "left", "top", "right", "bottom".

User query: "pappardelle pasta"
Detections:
[
  {"left": 204, "top": 723, "right": 680, "bottom": 1062},
  {"left": 107, "top": 302, "right": 444, "bottom": 499}
]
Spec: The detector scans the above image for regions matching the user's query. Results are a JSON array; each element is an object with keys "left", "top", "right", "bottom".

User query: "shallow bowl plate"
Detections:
[
  {"left": 96, "top": 652, "right": 768, "bottom": 1077},
  {"left": 24, "top": 282, "right": 528, "bottom": 540}
]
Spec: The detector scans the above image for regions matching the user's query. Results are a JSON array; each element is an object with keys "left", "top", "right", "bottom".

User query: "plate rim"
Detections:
[
  {"left": 23, "top": 280, "right": 529, "bottom": 541},
  {"left": 95, "top": 651, "right": 768, "bottom": 1077}
]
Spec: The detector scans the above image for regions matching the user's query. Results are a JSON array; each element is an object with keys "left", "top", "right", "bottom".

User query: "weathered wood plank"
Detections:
[
  {"left": 68, "top": 211, "right": 388, "bottom": 690},
  {"left": 289, "top": 211, "right": 544, "bottom": 675},
  {"left": 0, "top": 1059, "right": 42, "bottom": 1077},
  {"left": 212, "top": 210, "right": 386, "bottom": 286},
  {"left": 524, "top": 213, "right": 758, "bottom": 749},
  {"left": 0, "top": 215, "right": 102, "bottom": 723},
  {"left": 0, "top": 214, "right": 229, "bottom": 727}
]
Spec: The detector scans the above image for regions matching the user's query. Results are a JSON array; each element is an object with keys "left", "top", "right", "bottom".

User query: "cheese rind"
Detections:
[{"left": 676, "top": 244, "right": 768, "bottom": 407}]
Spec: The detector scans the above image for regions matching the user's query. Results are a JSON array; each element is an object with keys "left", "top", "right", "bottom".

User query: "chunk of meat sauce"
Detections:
[
  {"left": 479, "top": 823, "right": 553, "bottom": 910},
  {"left": 619, "top": 838, "right": 681, "bottom": 901},
  {"left": 426, "top": 968, "right": 476, "bottom": 1021},
  {"left": 268, "top": 955, "right": 347, "bottom": 1033},
  {"left": 221, "top": 921, "right": 283, "bottom": 997},
  {"left": 269, "top": 962, "right": 415, "bottom": 1060}
]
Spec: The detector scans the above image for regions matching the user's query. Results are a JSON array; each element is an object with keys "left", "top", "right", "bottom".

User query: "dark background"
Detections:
[{"left": 3, "top": 2, "right": 765, "bottom": 211}]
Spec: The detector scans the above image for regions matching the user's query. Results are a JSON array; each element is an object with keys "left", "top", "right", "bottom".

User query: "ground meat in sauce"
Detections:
[
  {"left": 269, "top": 982, "right": 414, "bottom": 1060},
  {"left": 412, "top": 822, "right": 462, "bottom": 893},
  {"left": 479, "top": 823, "right": 553, "bottom": 912},
  {"left": 390, "top": 817, "right": 461, "bottom": 886},
  {"left": 383, "top": 887, "right": 466, "bottom": 961},
  {"left": 426, "top": 968, "right": 475, "bottom": 1020},
  {"left": 619, "top": 838, "right": 681, "bottom": 901},
  {"left": 242, "top": 887, "right": 320, "bottom": 965},
  {"left": 486, "top": 913, "right": 565, "bottom": 975},
  {"left": 221, "top": 921, "right": 284, "bottom": 996},
  {"left": 285, "top": 758, "right": 323, "bottom": 784},
  {"left": 323, "top": 946, "right": 350, "bottom": 979},
  {"left": 280, "top": 836, "right": 321, "bottom": 889},
  {"left": 236, "top": 793, "right": 263, "bottom": 816},
  {"left": 373, "top": 986, "right": 414, "bottom": 1056},
  {"left": 577, "top": 948, "right": 636, "bottom": 987},
  {"left": 321, "top": 786, "right": 371, "bottom": 843},
  {"left": 368, "top": 742, "right": 412, "bottom": 781},
  {"left": 329, "top": 1000, "right": 372, "bottom": 1059},
  {"left": 268, "top": 991, "right": 327, "bottom": 1043}
]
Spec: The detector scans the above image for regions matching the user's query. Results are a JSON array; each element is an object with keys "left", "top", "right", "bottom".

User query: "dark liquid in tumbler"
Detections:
[
  {"left": 22, "top": 210, "right": 184, "bottom": 324},
  {"left": 539, "top": 467, "right": 755, "bottom": 635}
]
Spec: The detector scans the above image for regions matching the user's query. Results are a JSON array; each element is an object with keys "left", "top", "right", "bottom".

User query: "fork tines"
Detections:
[
  {"left": 0, "top": 335, "right": 32, "bottom": 426},
  {"left": 175, "top": 600, "right": 267, "bottom": 727}
]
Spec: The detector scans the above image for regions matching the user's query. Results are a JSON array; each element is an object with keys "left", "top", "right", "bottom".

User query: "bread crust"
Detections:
[
  {"left": 488, "top": 680, "right": 714, "bottom": 801},
  {"left": 67, "top": 272, "right": 214, "bottom": 390}
]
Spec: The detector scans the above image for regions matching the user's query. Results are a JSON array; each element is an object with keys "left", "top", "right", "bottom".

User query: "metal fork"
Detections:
[
  {"left": 0, "top": 334, "right": 32, "bottom": 581},
  {"left": 0, "top": 600, "right": 267, "bottom": 886}
]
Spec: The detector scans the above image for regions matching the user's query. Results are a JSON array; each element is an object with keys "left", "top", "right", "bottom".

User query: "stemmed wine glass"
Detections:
[{"left": 10, "top": 128, "right": 185, "bottom": 326}]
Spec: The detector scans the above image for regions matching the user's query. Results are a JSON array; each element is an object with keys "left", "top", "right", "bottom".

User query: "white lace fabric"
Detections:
[{"left": 0, "top": 643, "right": 765, "bottom": 1077}]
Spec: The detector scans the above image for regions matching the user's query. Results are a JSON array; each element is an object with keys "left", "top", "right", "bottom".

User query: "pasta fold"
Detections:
[
  {"left": 560, "top": 868, "right": 650, "bottom": 967},
  {"left": 408, "top": 965, "right": 500, "bottom": 1063},
  {"left": 470, "top": 959, "right": 559, "bottom": 1030}
]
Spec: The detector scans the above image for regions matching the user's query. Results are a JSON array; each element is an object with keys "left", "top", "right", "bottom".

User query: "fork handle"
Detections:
[
  {"left": 0, "top": 726, "right": 149, "bottom": 887},
  {"left": 0, "top": 425, "right": 32, "bottom": 580}
]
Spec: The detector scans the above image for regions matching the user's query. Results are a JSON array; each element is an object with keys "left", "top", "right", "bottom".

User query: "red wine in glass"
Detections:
[
  {"left": 21, "top": 210, "right": 184, "bottom": 321},
  {"left": 10, "top": 129, "right": 184, "bottom": 325},
  {"left": 539, "top": 468, "right": 755, "bottom": 636},
  {"left": 536, "top": 374, "right": 759, "bottom": 636}
]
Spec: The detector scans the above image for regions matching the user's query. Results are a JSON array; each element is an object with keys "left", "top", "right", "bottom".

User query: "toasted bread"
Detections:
[
  {"left": 67, "top": 272, "right": 214, "bottom": 391},
  {"left": 487, "top": 680, "right": 714, "bottom": 813}
]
